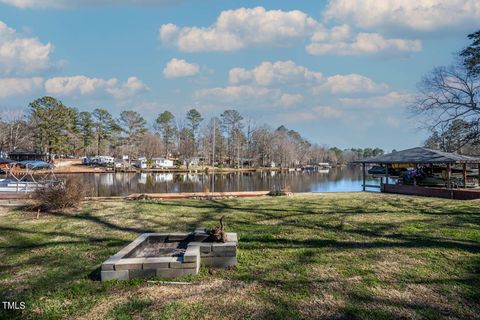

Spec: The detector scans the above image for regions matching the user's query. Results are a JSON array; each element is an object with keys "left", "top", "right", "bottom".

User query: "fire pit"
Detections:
[{"left": 101, "top": 229, "right": 238, "bottom": 281}]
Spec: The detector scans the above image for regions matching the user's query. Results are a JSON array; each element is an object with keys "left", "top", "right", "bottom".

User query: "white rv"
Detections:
[
  {"left": 97, "top": 156, "right": 114, "bottom": 165},
  {"left": 84, "top": 156, "right": 114, "bottom": 166}
]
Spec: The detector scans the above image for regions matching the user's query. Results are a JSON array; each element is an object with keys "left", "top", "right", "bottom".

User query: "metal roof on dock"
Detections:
[{"left": 354, "top": 147, "right": 480, "bottom": 164}]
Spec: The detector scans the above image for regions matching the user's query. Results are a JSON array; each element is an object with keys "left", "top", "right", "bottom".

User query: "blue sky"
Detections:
[{"left": 0, "top": 0, "right": 478, "bottom": 151}]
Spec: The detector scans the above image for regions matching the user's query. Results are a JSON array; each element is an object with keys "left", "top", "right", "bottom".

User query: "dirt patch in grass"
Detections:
[
  {"left": 298, "top": 294, "right": 347, "bottom": 319},
  {"left": 373, "top": 250, "right": 424, "bottom": 282},
  {"left": 81, "top": 280, "right": 267, "bottom": 320},
  {"left": 368, "top": 284, "right": 473, "bottom": 319}
]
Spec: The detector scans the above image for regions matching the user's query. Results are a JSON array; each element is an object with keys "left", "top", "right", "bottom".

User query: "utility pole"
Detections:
[{"left": 211, "top": 118, "right": 216, "bottom": 192}]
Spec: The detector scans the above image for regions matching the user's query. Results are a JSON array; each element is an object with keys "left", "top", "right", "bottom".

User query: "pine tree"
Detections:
[
  {"left": 29, "top": 96, "right": 77, "bottom": 158},
  {"left": 92, "top": 108, "right": 119, "bottom": 156},
  {"left": 155, "top": 111, "right": 177, "bottom": 157}
]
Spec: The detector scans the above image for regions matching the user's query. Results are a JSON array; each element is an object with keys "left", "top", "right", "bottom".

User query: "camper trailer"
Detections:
[
  {"left": 83, "top": 156, "right": 114, "bottom": 166},
  {"left": 97, "top": 156, "right": 114, "bottom": 166}
]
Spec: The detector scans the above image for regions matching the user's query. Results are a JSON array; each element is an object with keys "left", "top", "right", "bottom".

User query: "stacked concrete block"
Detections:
[
  {"left": 101, "top": 230, "right": 238, "bottom": 281},
  {"left": 189, "top": 232, "right": 238, "bottom": 268}
]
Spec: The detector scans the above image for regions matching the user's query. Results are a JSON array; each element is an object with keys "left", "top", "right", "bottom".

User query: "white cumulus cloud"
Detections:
[
  {"left": 307, "top": 32, "right": 422, "bottom": 56},
  {"left": 0, "top": 21, "right": 55, "bottom": 75},
  {"left": 45, "top": 76, "right": 116, "bottom": 96},
  {"left": 323, "top": 0, "right": 480, "bottom": 33},
  {"left": 339, "top": 91, "right": 411, "bottom": 108},
  {"left": 227, "top": 61, "right": 387, "bottom": 95},
  {"left": 107, "top": 76, "right": 149, "bottom": 99},
  {"left": 0, "top": 77, "right": 43, "bottom": 98},
  {"left": 229, "top": 60, "right": 323, "bottom": 86},
  {"left": 194, "top": 84, "right": 308, "bottom": 110},
  {"left": 316, "top": 74, "right": 389, "bottom": 94},
  {"left": 44, "top": 75, "right": 148, "bottom": 99},
  {"left": 158, "top": 7, "right": 423, "bottom": 56},
  {"left": 159, "top": 7, "right": 319, "bottom": 52},
  {"left": 163, "top": 58, "right": 199, "bottom": 78},
  {"left": 279, "top": 94, "right": 304, "bottom": 107}
]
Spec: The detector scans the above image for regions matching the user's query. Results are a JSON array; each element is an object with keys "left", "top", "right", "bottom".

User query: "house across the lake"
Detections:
[
  {"left": 8, "top": 150, "right": 48, "bottom": 162},
  {"left": 152, "top": 158, "right": 175, "bottom": 168},
  {"left": 135, "top": 157, "right": 148, "bottom": 169}
]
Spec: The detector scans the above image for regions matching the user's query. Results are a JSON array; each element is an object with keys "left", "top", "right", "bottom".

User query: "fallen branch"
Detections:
[{"left": 208, "top": 215, "right": 227, "bottom": 242}]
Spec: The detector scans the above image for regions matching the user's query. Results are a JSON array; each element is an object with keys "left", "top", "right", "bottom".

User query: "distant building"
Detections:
[
  {"left": 8, "top": 150, "right": 48, "bottom": 162},
  {"left": 187, "top": 157, "right": 200, "bottom": 166},
  {"left": 135, "top": 157, "right": 148, "bottom": 169},
  {"left": 152, "top": 158, "right": 174, "bottom": 168}
]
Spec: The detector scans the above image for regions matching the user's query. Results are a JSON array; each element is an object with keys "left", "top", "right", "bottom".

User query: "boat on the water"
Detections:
[
  {"left": 0, "top": 178, "right": 56, "bottom": 193},
  {"left": 367, "top": 165, "right": 401, "bottom": 176},
  {"left": 0, "top": 159, "right": 60, "bottom": 193}
]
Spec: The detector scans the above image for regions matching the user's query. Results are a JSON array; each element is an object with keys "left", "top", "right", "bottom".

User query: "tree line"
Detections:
[{"left": 0, "top": 96, "right": 383, "bottom": 167}]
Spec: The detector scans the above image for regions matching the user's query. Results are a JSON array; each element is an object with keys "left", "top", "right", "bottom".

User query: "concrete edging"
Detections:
[{"left": 101, "top": 230, "right": 238, "bottom": 281}]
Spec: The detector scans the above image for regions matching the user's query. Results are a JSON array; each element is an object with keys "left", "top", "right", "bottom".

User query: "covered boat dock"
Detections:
[{"left": 355, "top": 147, "right": 480, "bottom": 200}]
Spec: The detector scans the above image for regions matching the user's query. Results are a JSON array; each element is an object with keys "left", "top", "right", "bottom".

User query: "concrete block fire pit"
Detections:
[{"left": 101, "top": 229, "right": 238, "bottom": 281}]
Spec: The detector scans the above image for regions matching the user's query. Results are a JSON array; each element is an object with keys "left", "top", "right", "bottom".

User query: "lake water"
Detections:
[{"left": 56, "top": 166, "right": 381, "bottom": 197}]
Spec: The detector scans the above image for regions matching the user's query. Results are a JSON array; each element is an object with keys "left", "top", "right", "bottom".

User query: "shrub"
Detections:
[{"left": 31, "top": 178, "right": 86, "bottom": 211}]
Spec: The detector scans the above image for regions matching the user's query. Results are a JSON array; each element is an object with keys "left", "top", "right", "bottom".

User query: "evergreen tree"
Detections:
[
  {"left": 155, "top": 111, "right": 177, "bottom": 157},
  {"left": 29, "top": 96, "right": 77, "bottom": 158},
  {"left": 92, "top": 108, "right": 119, "bottom": 156},
  {"left": 460, "top": 30, "right": 480, "bottom": 77},
  {"left": 77, "top": 111, "right": 95, "bottom": 156},
  {"left": 186, "top": 108, "right": 203, "bottom": 155},
  {"left": 118, "top": 110, "right": 147, "bottom": 158}
]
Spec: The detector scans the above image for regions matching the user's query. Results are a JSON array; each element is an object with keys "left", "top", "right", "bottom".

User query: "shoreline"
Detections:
[
  {"left": 0, "top": 191, "right": 356, "bottom": 201},
  {"left": 9, "top": 166, "right": 334, "bottom": 175},
  {"left": 0, "top": 190, "right": 275, "bottom": 200}
]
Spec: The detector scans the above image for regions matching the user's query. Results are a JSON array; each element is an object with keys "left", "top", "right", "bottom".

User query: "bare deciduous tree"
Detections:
[
  {"left": 0, "top": 110, "right": 32, "bottom": 154},
  {"left": 411, "top": 65, "right": 480, "bottom": 149}
]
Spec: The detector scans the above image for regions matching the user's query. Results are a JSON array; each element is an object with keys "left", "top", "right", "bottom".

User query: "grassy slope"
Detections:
[{"left": 0, "top": 193, "right": 479, "bottom": 320}]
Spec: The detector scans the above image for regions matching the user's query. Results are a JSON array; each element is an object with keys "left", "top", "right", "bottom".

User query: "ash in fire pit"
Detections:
[
  {"left": 126, "top": 240, "right": 188, "bottom": 258},
  {"left": 101, "top": 229, "right": 238, "bottom": 281}
]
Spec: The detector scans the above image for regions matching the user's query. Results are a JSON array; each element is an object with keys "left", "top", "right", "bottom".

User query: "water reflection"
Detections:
[{"left": 55, "top": 166, "right": 380, "bottom": 197}]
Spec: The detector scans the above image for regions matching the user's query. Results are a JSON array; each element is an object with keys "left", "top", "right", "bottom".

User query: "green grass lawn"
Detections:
[{"left": 0, "top": 193, "right": 479, "bottom": 319}]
